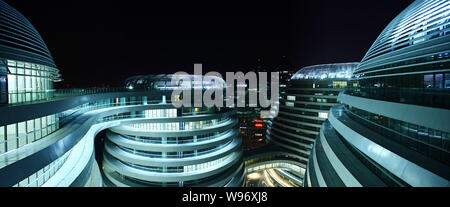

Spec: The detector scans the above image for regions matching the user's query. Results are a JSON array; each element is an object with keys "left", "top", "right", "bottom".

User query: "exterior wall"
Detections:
[
  {"left": 307, "top": 0, "right": 450, "bottom": 187},
  {"left": 268, "top": 63, "right": 358, "bottom": 175},
  {"left": 102, "top": 107, "right": 244, "bottom": 187},
  {"left": 4, "top": 59, "right": 59, "bottom": 104}
]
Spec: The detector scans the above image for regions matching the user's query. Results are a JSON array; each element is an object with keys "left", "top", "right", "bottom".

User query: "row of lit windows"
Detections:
[
  {"left": 120, "top": 143, "right": 225, "bottom": 158},
  {"left": 7, "top": 60, "right": 58, "bottom": 72},
  {"left": 288, "top": 80, "right": 349, "bottom": 89},
  {"left": 0, "top": 114, "right": 59, "bottom": 155},
  {"left": 286, "top": 94, "right": 337, "bottom": 102},
  {"left": 144, "top": 109, "right": 177, "bottom": 118},
  {"left": 126, "top": 130, "right": 228, "bottom": 144},
  {"left": 332, "top": 81, "right": 348, "bottom": 88},
  {"left": 130, "top": 122, "right": 181, "bottom": 131},
  {"left": 7, "top": 74, "right": 53, "bottom": 103},
  {"left": 348, "top": 105, "right": 450, "bottom": 165},
  {"left": 129, "top": 118, "right": 224, "bottom": 131},
  {"left": 184, "top": 153, "right": 233, "bottom": 173},
  {"left": 424, "top": 73, "right": 450, "bottom": 89},
  {"left": 8, "top": 67, "right": 53, "bottom": 78},
  {"left": 284, "top": 100, "right": 333, "bottom": 111},
  {"left": 5, "top": 60, "right": 59, "bottom": 104}
]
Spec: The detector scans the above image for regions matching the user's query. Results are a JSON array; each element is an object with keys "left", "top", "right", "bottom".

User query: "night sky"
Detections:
[{"left": 5, "top": 0, "right": 414, "bottom": 87}]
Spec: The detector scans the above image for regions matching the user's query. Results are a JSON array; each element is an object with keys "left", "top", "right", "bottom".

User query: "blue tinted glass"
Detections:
[
  {"left": 435, "top": 74, "right": 443, "bottom": 88},
  {"left": 423, "top": 74, "right": 434, "bottom": 88}
]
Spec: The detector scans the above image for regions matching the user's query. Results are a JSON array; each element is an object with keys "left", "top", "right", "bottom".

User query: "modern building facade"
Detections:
[
  {"left": 0, "top": 0, "right": 61, "bottom": 105},
  {"left": 0, "top": 0, "right": 62, "bottom": 157},
  {"left": 267, "top": 63, "right": 358, "bottom": 174},
  {"left": 103, "top": 75, "right": 243, "bottom": 187},
  {"left": 306, "top": 0, "right": 450, "bottom": 187},
  {"left": 0, "top": 0, "right": 244, "bottom": 187}
]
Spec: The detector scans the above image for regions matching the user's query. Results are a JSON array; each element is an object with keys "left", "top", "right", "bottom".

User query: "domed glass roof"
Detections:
[
  {"left": 125, "top": 74, "right": 226, "bottom": 90},
  {"left": 291, "top": 63, "right": 359, "bottom": 80},
  {"left": 0, "top": 0, "right": 56, "bottom": 68}
]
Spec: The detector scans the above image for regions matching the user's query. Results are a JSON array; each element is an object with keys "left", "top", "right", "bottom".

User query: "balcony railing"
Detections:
[{"left": 0, "top": 87, "right": 157, "bottom": 106}]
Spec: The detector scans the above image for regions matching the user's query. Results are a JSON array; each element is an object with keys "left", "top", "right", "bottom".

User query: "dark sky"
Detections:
[{"left": 5, "top": 0, "right": 413, "bottom": 87}]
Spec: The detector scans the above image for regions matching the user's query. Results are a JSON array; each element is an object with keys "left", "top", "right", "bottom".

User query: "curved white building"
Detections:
[
  {"left": 306, "top": 0, "right": 450, "bottom": 187},
  {"left": 267, "top": 63, "right": 358, "bottom": 174},
  {"left": 0, "top": 0, "right": 243, "bottom": 187},
  {"left": 102, "top": 105, "right": 244, "bottom": 187}
]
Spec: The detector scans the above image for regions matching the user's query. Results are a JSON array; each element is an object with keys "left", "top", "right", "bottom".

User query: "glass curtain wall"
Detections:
[
  {"left": 0, "top": 114, "right": 59, "bottom": 154},
  {"left": 0, "top": 60, "right": 7, "bottom": 104},
  {"left": 6, "top": 59, "right": 59, "bottom": 104}
]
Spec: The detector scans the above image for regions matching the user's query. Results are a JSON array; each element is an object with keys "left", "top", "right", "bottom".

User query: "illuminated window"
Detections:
[
  {"left": 6, "top": 60, "right": 59, "bottom": 104},
  {"left": 333, "top": 81, "right": 348, "bottom": 88},
  {"left": 287, "top": 96, "right": 296, "bottom": 101},
  {"left": 0, "top": 126, "right": 4, "bottom": 154},
  {"left": 318, "top": 112, "right": 329, "bottom": 119}
]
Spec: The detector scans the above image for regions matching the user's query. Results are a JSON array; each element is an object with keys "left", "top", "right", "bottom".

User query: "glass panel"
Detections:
[
  {"left": 430, "top": 130, "right": 442, "bottom": 148},
  {"left": 6, "top": 124, "right": 17, "bottom": 151},
  {"left": 41, "top": 117, "right": 47, "bottom": 137},
  {"left": 18, "top": 122, "right": 26, "bottom": 147},
  {"left": 7, "top": 74, "right": 16, "bottom": 92},
  {"left": 423, "top": 74, "right": 434, "bottom": 88},
  {"left": 35, "top": 118, "right": 41, "bottom": 140},
  {"left": 444, "top": 73, "right": 450, "bottom": 89},
  {"left": 8, "top": 67, "right": 16, "bottom": 73},
  {"left": 28, "top": 174, "right": 37, "bottom": 187},
  {"left": 17, "top": 68, "right": 24, "bottom": 75},
  {"left": 27, "top": 120, "right": 35, "bottom": 143},
  {"left": 443, "top": 132, "right": 449, "bottom": 151},
  {"left": 18, "top": 178, "right": 28, "bottom": 187},
  {"left": 434, "top": 73, "right": 443, "bottom": 88},
  {"left": 0, "top": 75, "right": 6, "bottom": 104},
  {"left": 0, "top": 126, "right": 5, "bottom": 154}
]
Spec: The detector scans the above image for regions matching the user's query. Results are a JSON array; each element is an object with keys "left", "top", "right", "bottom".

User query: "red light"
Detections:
[
  {"left": 255, "top": 123, "right": 263, "bottom": 128},
  {"left": 255, "top": 120, "right": 263, "bottom": 123}
]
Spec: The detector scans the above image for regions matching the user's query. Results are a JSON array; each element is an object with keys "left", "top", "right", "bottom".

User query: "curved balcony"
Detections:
[
  {"left": 0, "top": 101, "right": 178, "bottom": 186},
  {"left": 106, "top": 129, "right": 239, "bottom": 152},
  {"left": 322, "top": 104, "right": 449, "bottom": 186},
  {"left": 104, "top": 138, "right": 241, "bottom": 167},
  {"left": 102, "top": 107, "right": 243, "bottom": 187},
  {"left": 103, "top": 150, "right": 242, "bottom": 183}
]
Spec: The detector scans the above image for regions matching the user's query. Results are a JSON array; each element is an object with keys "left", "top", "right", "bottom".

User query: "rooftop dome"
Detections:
[
  {"left": 0, "top": 0, "right": 56, "bottom": 68},
  {"left": 356, "top": 0, "right": 450, "bottom": 78},
  {"left": 125, "top": 74, "right": 226, "bottom": 90},
  {"left": 290, "top": 63, "right": 359, "bottom": 80}
]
